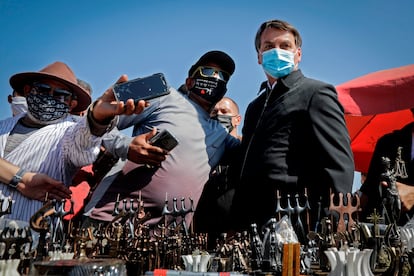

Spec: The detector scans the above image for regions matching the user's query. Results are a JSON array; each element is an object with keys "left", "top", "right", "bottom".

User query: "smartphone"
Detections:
[
  {"left": 113, "top": 73, "right": 170, "bottom": 103},
  {"left": 149, "top": 129, "right": 179, "bottom": 151}
]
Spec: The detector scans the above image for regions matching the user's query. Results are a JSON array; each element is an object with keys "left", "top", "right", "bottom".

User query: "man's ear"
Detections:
[
  {"left": 23, "top": 85, "right": 32, "bottom": 96},
  {"left": 185, "top": 77, "right": 194, "bottom": 90},
  {"left": 69, "top": 99, "right": 78, "bottom": 112},
  {"left": 257, "top": 51, "right": 262, "bottom": 65},
  {"left": 234, "top": 114, "right": 242, "bottom": 127},
  {"left": 295, "top": 47, "right": 302, "bottom": 65}
]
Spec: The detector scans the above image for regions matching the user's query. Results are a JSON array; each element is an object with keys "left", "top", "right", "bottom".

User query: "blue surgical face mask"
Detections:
[{"left": 261, "top": 48, "right": 295, "bottom": 78}]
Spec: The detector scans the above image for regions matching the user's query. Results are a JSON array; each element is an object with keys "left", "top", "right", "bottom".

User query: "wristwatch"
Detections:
[{"left": 9, "top": 168, "right": 26, "bottom": 189}]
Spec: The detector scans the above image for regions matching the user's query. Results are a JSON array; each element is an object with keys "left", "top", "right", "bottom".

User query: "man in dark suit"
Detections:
[
  {"left": 361, "top": 109, "right": 414, "bottom": 225},
  {"left": 231, "top": 19, "right": 355, "bottom": 232}
]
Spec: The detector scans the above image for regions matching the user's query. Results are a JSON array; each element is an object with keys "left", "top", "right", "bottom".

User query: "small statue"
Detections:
[
  {"left": 250, "top": 223, "right": 263, "bottom": 271},
  {"left": 380, "top": 156, "right": 401, "bottom": 224},
  {"left": 394, "top": 146, "right": 408, "bottom": 179}
]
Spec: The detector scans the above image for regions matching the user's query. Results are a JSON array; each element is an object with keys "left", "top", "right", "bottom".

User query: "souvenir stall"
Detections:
[
  {"left": 0, "top": 184, "right": 414, "bottom": 276},
  {"left": 1, "top": 64, "right": 414, "bottom": 275}
]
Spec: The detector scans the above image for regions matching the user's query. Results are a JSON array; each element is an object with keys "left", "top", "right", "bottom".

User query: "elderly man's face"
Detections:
[{"left": 23, "top": 78, "right": 78, "bottom": 125}]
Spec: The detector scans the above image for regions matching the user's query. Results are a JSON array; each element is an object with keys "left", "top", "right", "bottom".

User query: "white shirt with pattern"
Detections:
[{"left": 0, "top": 113, "right": 104, "bottom": 222}]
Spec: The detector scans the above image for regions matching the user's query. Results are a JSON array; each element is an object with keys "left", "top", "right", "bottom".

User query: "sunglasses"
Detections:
[
  {"left": 32, "top": 82, "right": 73, "bottom": 100},
  {"left": 191, "top": 66, "right": 230, "bottom": 82}
]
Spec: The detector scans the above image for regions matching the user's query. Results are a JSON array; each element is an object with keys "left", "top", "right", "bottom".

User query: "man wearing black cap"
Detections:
[
  {"left": 0, "top": 61, "right": 147, "bottom": 222},
  {"left": 185, "top": 50, "right": 235, "bottom": 112},
  {"left": 83, "top": 50, "right": 240, "bottom": 231}
]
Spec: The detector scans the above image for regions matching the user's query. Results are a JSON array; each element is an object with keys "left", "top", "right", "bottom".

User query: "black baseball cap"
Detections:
[{"left": 188, "top": 50, "right": 235, "bottom": 78}]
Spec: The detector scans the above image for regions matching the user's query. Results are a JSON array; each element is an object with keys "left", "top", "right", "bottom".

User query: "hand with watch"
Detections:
[
  {"left": 8, "top": 168, "right": 25, "bottom": 189},
  {"left": 0, "top": 158, "right": 72, "bottom": 201}
]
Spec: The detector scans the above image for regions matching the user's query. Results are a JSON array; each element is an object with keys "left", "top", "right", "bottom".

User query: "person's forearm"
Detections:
[
  {"left": 87, "top": 102, "right": 117, "bottom": 137},
  {"left": 0, "top": 158, "right": 22, "bottom": 185},
  {"left": 102, "top": 129, "right": 132, "bottom": 160}
]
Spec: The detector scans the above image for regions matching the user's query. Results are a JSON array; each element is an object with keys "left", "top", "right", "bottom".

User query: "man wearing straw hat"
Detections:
[{"left": 0, "top": 61, "right": 148, "bottom": 222}]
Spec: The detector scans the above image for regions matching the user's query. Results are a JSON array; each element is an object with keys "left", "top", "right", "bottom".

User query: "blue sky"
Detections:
[{"left": 1, "top": 0, "right": 414, "bottom": 189}]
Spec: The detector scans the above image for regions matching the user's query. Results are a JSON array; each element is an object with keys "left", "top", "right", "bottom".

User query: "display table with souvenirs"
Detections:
[{"left": 0, "top": 178, "right": 413, "bottom": 276}]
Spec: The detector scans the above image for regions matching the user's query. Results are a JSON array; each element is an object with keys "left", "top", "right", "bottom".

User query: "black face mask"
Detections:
[
  {"left": 26, "top": 93, "right": 69, "bottom": 125},
  {"left": 190, "top": 77, "right": 227, "bottom": 108},
  {"left": 212, "top": 114, "right": 234, "bottom": 133}
]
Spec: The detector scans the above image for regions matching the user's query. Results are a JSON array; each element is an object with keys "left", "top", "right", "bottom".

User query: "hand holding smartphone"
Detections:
[
  {"left": 149, "top": 129, "right": 179, "bottom": 151},
  {"left": 113, "top": 73, "right": 170, "bottom": 103}
]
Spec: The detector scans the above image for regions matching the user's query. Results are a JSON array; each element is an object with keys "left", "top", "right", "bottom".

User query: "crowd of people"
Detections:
[{"left": 0, "top": 18, "right": 412, "bottom": 249}]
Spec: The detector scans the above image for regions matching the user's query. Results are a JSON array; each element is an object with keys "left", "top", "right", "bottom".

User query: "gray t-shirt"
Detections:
[
  {"left": 87, "top": 87, "right": 240, "bottom": 227},
  {"left": 4, "top": 121, "right": 39, "bottom": 156}
]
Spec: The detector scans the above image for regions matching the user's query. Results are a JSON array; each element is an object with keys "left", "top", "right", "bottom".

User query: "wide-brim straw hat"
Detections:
[{"left": 9, "top": 61, "right": 91, "bottom": 113}]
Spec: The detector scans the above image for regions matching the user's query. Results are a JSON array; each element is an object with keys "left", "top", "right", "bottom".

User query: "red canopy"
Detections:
[
  {"left": 336, "top": 64, "right": 414, "bottom": 172},
  {"left": 344, "top": 110, "right": 413, "bottom": 172},
  {"left": 337, "top": 64, "right": 414, "bottom": 116}
]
